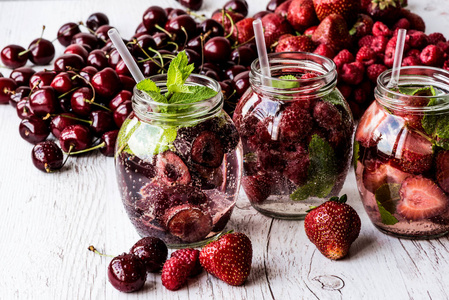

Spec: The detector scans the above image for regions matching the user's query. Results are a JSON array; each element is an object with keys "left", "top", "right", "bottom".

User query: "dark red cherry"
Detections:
[
  {"left": 113, "top": 100, "right": 132, "bottom": 127},
  {"left": 152, "top": 32, "right": 169, "bottom": 49},
  {"left": 29, "top": 86, "right": 58, "bottom": 117},
  {"left": 180, "top": 0, "right": 203, "bottom": 11},
  {"left": 99, "top": 129, "right": 118, "bottom": 156},
  {"left": 130, "top": 237, "right": 168, "bottom": 273},
  {"left": 186, "top": 35, "right": 205, "bottom": 54},
  {"left": 71, "top": 87, "right": 94, "bottom": 117},
  {"left": 108, "top": 253, "right": 146, "bottom": 293},
  {"left": 115, "top": 60, "right": 131, "bottom": 76},
  {"left": 64, "top": 44, "right": 89, "bottom": 62},
  {"left": 143, "top": 6, "right": 168, "bottom": 32},
  {"left": 54, "top": 53, "right": 85, "bottom": 72},
  {"left": 109, "top": 90, "right": 132, "bottom": 111},
  {"left": 184, "top": 49, "right": 201, "bottom": 65},
  {"left": 204, "top": 37, "right": 231, "bottom": 63},
  {"left": 89, "top": 110, "right": 115, "bottom": 136},
  {"left": 140, "top": 60, "right": 160, "bottom": 77},
  {"left": 118, "top": 75, "right": 136, "bottom": 92},
  {"left": 29, "top": 70, "right": 56, "bottom": 89},
  {"left": 135, "top": 22, "right": 149, "bottom": 35},
  {"left": 91, "top": 67, "right": 121, "bottom": 99},
  {"left": 50, "top": 113, "right": 81, "bottom": 138},
  {"left": 107, "top": 48, "right": 121, "bottom": 69},
  {"left": 101, "top": 40, "right": 114, "bottom": 52},
  {"left": 9, "top": 67, "right": 36, "bottom": 86},
  {"left": 28, "top": 38, "right": 55, "bottom": 65},
  {"left": 230, "top": 45, "right": 257, "bottom": 66},
  {"left": 232, "top": 70, "right": 250, "bottom": 96},
  {"left": 165, "top": 15, "right": 197, "bottom": 43},
  {"left": 71, "top": 33, "right": 99, "bottom": 50},
  {"left": 51, "top": 72, "right": 74, "bottom": 95},
  {"left": 31, "top": 140, "right": 64, "bottom": 173},
  {"left": 19, "top": 116, "right": 50, "bottom": 144},
  {"left": 199, "top": 69, "right": 220, "bottom": 81},
  {"left": 86, "top": 12, "right": 109, "bottom": 31},
  {"left": 87, "top": 49, "right": 109, "bottom": 70},
  {"left": 200, "top": 62, "right": 222, "bottom": 76},
  {"left": 95, "top": 25, "right": 114, "bottom": 42},
  {"left": 16, "top": 98, "right": 33, "bottom": 119},
  {"left": 253, "top": 11, "right": 270, "bottom": 19},
  {"left": 59, "top": 124, "right": 92, "bottom": 152},
  {"left": 266, "top": 0, "right": 287, "bottom": 12},
  {"left": 10, "top": 86, "right": 31, "bottom": 107},
  {"left": 225, "top": 64, "right": 247, "bottom": 80},
  {"left": 59, "top": 97, "right": 72, "bottom": 113},
  {"left": 1, "top": 44, "right": 27, "bottom": 68},
  {"left": 0, "top": 78, "right": 18, "bottom": 104},
  {"left": 79, "top": 66, "right": 98, "bottom": 83},
  {"left": 224, "top": 0, "right": 248, "bottom": 17},
  {"left": 168, "top": 8, "right": 187, "bottom": 20},
  {"left": 132, "top": 34, "right": 156, "bottom": 59},
  {"left": 199, "top": 19, "right": 224, "bottom": 37},
  {"left": 57, "top": 22, "right": 81, "bottom": 47}
]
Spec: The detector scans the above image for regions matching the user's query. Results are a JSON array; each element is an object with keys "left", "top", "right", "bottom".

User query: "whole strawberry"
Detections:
[
  {"left": 199, "top": 232, "right": 252, "bottom": 286},
  {"left": 311, "top": 14, "right": 352, "bottom": 52},
  {"left": 313, "top": 0, "right": 360, "bottom": 23},
  {"left": 304, "top": 195, "right": 361, "bottom": 260}
]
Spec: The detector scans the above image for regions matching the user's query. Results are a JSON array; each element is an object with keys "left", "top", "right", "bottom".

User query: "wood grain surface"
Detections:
[{"left": 1, "top": 0, "right": 449, "bottom": 299}]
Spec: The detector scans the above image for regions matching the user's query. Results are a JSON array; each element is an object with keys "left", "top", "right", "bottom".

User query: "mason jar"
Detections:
[
  {"left": 233, "top": 52, "right": 354, "bottom": 219},
  {"left": 355, "top": 66, "right": 449, "bottom": 239},
  {"left": 115, "top": 74, "right": 242, "bottom": 248}
]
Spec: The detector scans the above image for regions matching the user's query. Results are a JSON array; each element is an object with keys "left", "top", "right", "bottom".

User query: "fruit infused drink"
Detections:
[
  {"left": 233, "top": 52, "right": 354, "bottom": 219},
  {"left": 355, "top": 66, "right": 449, "bottom": 238},
  {"left": 115, "top": 70, "right": 242, "bottom": 248}
]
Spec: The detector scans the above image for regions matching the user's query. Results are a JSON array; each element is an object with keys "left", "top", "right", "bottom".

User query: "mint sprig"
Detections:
[
  {"left": 272, "top": 75, "right": 300, "bottom": 89},
  {"left": 136, "top": 50, "right": 218, "bottom": 112},
  {"left": 375, "top": 183, "right": 400, "bottom": 225}
]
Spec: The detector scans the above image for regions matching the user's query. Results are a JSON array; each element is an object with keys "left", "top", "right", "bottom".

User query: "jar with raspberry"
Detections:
[
  {"left": 233, "top": 52, "right": 354, "bottom": 219},
  {"left": 115, "top": 73, "right": 242, "bottom": 248},
  {"left": 355, "top": 66, "right": 449, "bottom": 238}
]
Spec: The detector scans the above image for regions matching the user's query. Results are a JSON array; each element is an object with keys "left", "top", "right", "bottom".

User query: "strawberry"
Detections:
[
  {"left": 212, "top": 10, "right": 244, "bottom": 37},
  {"left": 312, "top": 14, "right": 352, "bottom": 52},
  {"left": 261, "top": 13, "right": 293, "bottom": 48},
  {"left": 350, "top": 14, "right": 374, "bottom": 38},
  {"left": 304, "top": 195, "right": 361, "bottom": 260},
  {"left": 313, "top": 0, "right": 360, "bottom": 23},
  {"left": 199, "top": 232, "right": 252, "bottom": 286},
  {"left": 313, "top": 43, "right": 335, "bottom": 58},
  {"left": 232, "top": 18, "right": 255, "bottom": 45},
  {"left": 362, "top": 159, "right": 410, "bottom": 193},
  {"left": 241, "top": 174, "right": 272, "bottom": 204},
  {"left": 397, "top": 176, "right": 449, "bottom": 221},
  {"left": 355, "top": 100, "right": 388, "bottom": 147},
  {"left": 436, "top": 151, "right": 449, "bottom": 194},
  {"left": 275, "top": 0, "right": 293, "bottom": 18},
  {"left": 400, "top": 9, "right": 426, "bottom": 32},
  {"left": 161, "top": 257, "right": 190, "bottom": 291},
  {"left": 171, "top": 248, "right": 202, "bottom": 277},
  {"left": 275, "top": 35, "right": 317, "bottom": 53},
  {"left": 304, "top": 25, "right": 318, "bottom": 36},
  {"left": 394, "top": 129, "right": 433, "bottom": 174},
  {"left": 363, "top": 0, "right": 402, "bottom": 25},
  {"left": 287, "top": 0, "right": 318, "bottom": 32}
]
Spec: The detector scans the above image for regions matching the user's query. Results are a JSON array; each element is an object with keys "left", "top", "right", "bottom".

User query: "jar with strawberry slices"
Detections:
[
  {"left": 355, "top": 66, "right": 449, "bottom": 238},
  {"left": 115, "top": 73, "right": 242, "bottom": 248},
  {"left": 233, "top": 52, "right": 354, "bottom": 219}
]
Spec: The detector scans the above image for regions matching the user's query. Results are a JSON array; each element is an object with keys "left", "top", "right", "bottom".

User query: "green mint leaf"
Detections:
[
  {"left": 290, "top": 135, "right": 337, "bottom": 201},
  {"left": 375, "top": 183, "right": 401, "bottom": 214},
  {"left": 272, "top": 75, "right": 300, "bottom": 89},
  {"left": 421, "top": 90, "right": 449, "bottom": 150},
  {"left": 127, "top": 123, "right": 178, "bottom": 158},
  {"left": 376, "top": 200, "right": 399, "bottom": 225},
  {"left": 422, "top": 97, "right": 439, "bottom": 136},
  {"left": 167, "top": 50, "right": 194, "bottom": 91},
  {"left": 166, "top": 83, "right": 190, "bottom": 95},
  {"left": 136, "top": 78, "right": 160, "bottom": 94},
  {"left": 399, "top": 86, "right": 436, "bottom": 96},
  {"left": 115, "top": 118, "right": 141, "bottom": 157},
  {"left": 170, "top": 86, "right": 218, "bottom": 104},
  {"left": 323, "top": 90, "right": 345, "bottom": 107},
  {"left": 146, "top": 90, "right": 168, "bottom": 104}
]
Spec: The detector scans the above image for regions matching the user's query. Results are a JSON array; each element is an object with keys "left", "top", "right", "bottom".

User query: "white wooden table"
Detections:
[{"left": 1, "top": 0, "right": 449, "bottom": 299}]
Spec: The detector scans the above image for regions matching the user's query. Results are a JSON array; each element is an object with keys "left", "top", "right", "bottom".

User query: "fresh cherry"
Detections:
[
  {"left": 86, "top": 12, "right": 109, "bottom": 31},
  {"left": 180, "top": 0, "right": 203, "bottom": 10},
  {"left": 71, "top": 33, "right": 99, "bottom": 50},
  {"left": 253, "top": 11, "right": 270, "bottom": 19},
  {"left": 118, "top": 75, "right": 136, "bottom": 92},
  {"left": 107, "top": 48, "right": 121, "bottom": 69},
  {"left": 28, "top": 38, "right": 55, "bottom": 65},
  {"left": 89, "top": 110, "right": 115, "bottom": 136},
  {"left": 50, "top": 72, "right": 75, "bottom": 95},
  {"left": 130, "top": 237, "right": 168, "bottom": 273},
  {"left": 79, "top": 66, "right": 99, "bottom": 83},
  {"left": 165, "top": 15, "right": 197, "bottom": 43},
  {"left": 167, "top": 8, "right": 187, "bottom": 20},
  {"left": 57, "top": 22, "right": 81, "bottom": 47},
  {"left": 266, "top": 0, "right": 287, "bottom": 11},
  {"left": 87, "top": 49, "right": 109, "bottom": 70},
  {"left": 59, "top": 124, "right": 92, "bottom": 152},
  {"left": 224, "top": 0, "right": 249, "bottom": 17},
  {"left": 95, "top": 25, "right": 114, "bottom": 42},
  {"left": 10, "top": 86, "right": 31, "bottom": 107},
  {"left": 140, "top": 60, "right": 160, "bottom": 77},
  {"left": 232, "top": 70, "right": 250, "bottom": 96},
  {"left": 1, "top": 44, "right": 28, "bottom": 68},
  {"left": 19, "top": 116, "right": 50, "bottom": 144},
  {"left": 135, "top": 22, "right": 148, "bottom": 35},
  {"left": 99, "top": 130, "right": 118, "bottom": 156},
  {"left": 152, "top": 32, "right": 169, "bottom": 49},
  {"left": 10, "top": 67, "right": 36, "bottom": 86},
  {"left": 204, "top": 37, "right": 231, "bottom": 63},
  {"left": 199, "top": 19, "right": 224, "bottom": 37},
  {"left": 0, "top": 78, "right": 18, "bottom": 104},
  {"left": 113, "top": 100, "right": 132, "bottom": 127},
  {"left": 64, "top": 44, "right": 89, "bottom": 62},
  {"left": 225, "top": 64, "right": 247, "bottom": 80},
  {"left": 184, "top": 49, "right": 201, "bottom": 65},
  {"left": 132, "top": 34, "right": 156, "bottom": 59},
  {"left": 185, "top": 35, "right": 205, "bottom": 54},
  {"left": 31, "top": 140, "right": 64, "bottom": 173},
  {"left": 50, "top": 113, "right": 81, "bottom": 138},
  {"left": 230, "top": 45, "right": 257, "bottom": 66},
  {"left": 16, "top": 98, "right": 33, "bottom": 119},
  {"left": 142, "top": 6, "right": 168, "bottom": 32},
  {"left": 54, "top": 53, "right": 85, "bottom": 72},
  {"left": 109, "top": 90, "right": 132, "bottom": 111},
  {"left": 29, "top": 70, "right": 56, "bottom": 89},
  {"left": 29, "top": 86, "right": 58, "bottom": 117},
  {"left": 108, "top": 253, "right": 146, "bottom": 293},
  {"left": 91, "top": 67, "right": 121, "bottom": 99},
  {"left": 71, "top": 87, "right": 94, "bottom": 117}
]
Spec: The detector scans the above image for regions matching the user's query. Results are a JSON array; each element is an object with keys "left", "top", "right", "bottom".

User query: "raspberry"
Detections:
[
  {"left": 313, "top": 100, "right": 343, "bottom": 131},
  {"left": 358, "top": 35, "right": 374, "bottom": 48},
  {"left": 283, "top": 144, "right": 309, "bottom": 185},
  {"left": 408, "top": 31, "right": 428, "bottom": 49},
  {"left": 444, "top": 60, "right": 449, "bottom": 71},
  {"left": 386, "top": 36, "right": 410, "bottom": 53},
  {"left": 337, "top": 84, "right": 353, "bottom": 99},
  {"left": 420, "top": 45, "right": 444, "bottom": 66},
  {"left": 171, "top": 248, "right": 202, "bottom": 277},
  {"left": 161, "top": 257, "right": 189, "bottom": 291},
  {"left": 333, "top": 49, "right": 355, "bottom": 70},
  {"left": 428, "top": 32, "right": 446, "bottom": 45},
  {"left": 353, "top": 81, "right": 372, "bottom": 104},
  {"left": 313, "top": 43, "right": 335, "bottom": 59},
  {"left": 370, "top": 36, "right": 388, "bottom": 53},
  {"left": 366, "top": 64, "right": 387, "bottom": 83},
  {"left": 301, "top": 72, "right": 319, "bottom": 79},
  {"left": 406, "top": 48, "right": 421, "bottom": 58},
  {"left": 392, "top": 18, "right": 410, "bottom": 30},
  {"left": 402, "top": 55, "right": 421, "bottom": 66},
  {"left": 279, "top": 103, "right": 314, "bottom": 142},
  {"left": 372, "top": 21, "right": 391, "bottom": 37},
  {"left": 437, "top": 41, "right": 449, "bottom": 59},
  {"left": 340, "top": 62, "right": 365, "bottom": 85},
  {"left": 356, "top": 46, "right": 377, "bottom": 66},
  {"left": 241, "top": 174, "right": 272, "bottom": 204},
  {"left": 400, "top": 9, "right": 426, "bottom": 32},
  {"left": 384, "top": 47, "right": 395, "bottom": 68}
]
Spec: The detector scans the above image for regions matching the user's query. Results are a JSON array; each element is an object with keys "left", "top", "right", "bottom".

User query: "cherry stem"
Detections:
[
  {"left": 78, "top": 23, "right": 108, "bottom": 44},
  {"left": 181, "top": 26, "right": 189, "bottom": 46},
  {"left": 187, "top": 10, "right": 206, "bottom": 21},
  {"left": 52, "top": 113, "right": 91, "bottom": 124},
  {"left": 233, "top": 35, "right": 255, "bottom": 49},
  {"left": 129, "top": 39, "right": 164, "bottom": 68},
  {"left": 88, "top": 245, "right": 115, "bottom": 258},
  {"left": 71, "top": 74, "right": 97, "bottom": 104},
  {"left": 154, "top": 24, "right": 173, "bottom": 39},
  {"left": 45, "top": 145, "right": 72, "bottom": 173},
  {"left": 58, "top": 87, "right": 79, "bottom": 99},
  {"left": 224, "top": 11, "right": 237, "bottom": 39},
  {"left": 84, "top": 99, "right": 112, "bottom": 112},
  {"left": 18, "top": 25, "right": 47, "bottom": 57},
  {"left": 147, "top": 47, "right": 167, "bottom": 72},
  {"left": 68, "top": 142, "right": 105, "bottom": 155}
]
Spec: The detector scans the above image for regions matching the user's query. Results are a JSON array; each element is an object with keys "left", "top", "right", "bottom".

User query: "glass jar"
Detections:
[
  {"left": 233, "top": 52, "right": 354, "bottom": 219},
  {"left": 354, "top": 66, "right": 449, "bottom": 239},
  {"left": 115, "top": 74, "right": 242, "bottom": 248}
]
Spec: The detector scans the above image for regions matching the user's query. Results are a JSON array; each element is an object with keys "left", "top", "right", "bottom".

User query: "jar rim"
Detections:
[{"left": 376, "top": 66, "right": 449, "bottom": 113}]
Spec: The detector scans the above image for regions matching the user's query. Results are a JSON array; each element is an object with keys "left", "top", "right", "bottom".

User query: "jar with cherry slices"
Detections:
[
  {"left": 233, "top": 52, "right": 354, "bottom": 219},
  {"left": 355, "top": 66, "right": 449, "bottom": 238}
]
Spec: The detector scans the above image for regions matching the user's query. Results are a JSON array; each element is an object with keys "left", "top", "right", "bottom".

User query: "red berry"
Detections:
[
  {"left": 340, "top": 62, "right": 365, "bottom": 85},
  {"left": 241, "top": 174, "right": 272, "bottom": 204},
  {"left": 358, "top": 35, "right": 374, "bottom": 48},
  {"left": 313, "top": 43, "right": 335, "bottom": 59},
  {"left": 428, "top": 32, "right": 446, "bottom": 45},
  {"left": 333, "top": 49, "right": 354, "bottom": 69},
  {"left": 171, "top": 248, "right": 202, "bottom": 277},
  {"left": 370, "top": 35, "right": 388, "bottom": 53},
  {"left": 366, "top": 63, "right": 387, "bottom": 83},
  {"left": 161, "top": 257, "right": 189, "bottom": 291},
  {"left": 372, "top": 21, "right": 391, "bottom": 37},
  {"left": 420, "top": 44, "right": 444, "bottom": 67},
  {"left": 356, "top": 46, "right": 377, "bottom": 66}
]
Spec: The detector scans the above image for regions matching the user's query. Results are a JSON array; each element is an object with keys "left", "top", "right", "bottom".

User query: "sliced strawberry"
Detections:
[
  {"left": 241, "top": 174, "right": 272, "bottom": 204},
  {"left": 363, "top": 159, "right": 410, "bottom": 193},
  {"left": 397, "top": 176, "right": 449, "bottom": 221},
  {"left": 394, "top": 129, "right": 433, "bottom": 174},
  {"left": 355, "top": 101, "right": 388, "bottom": 148},
  {"left": 436, "top": 150, "right": 449, "bottom": 194}
]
